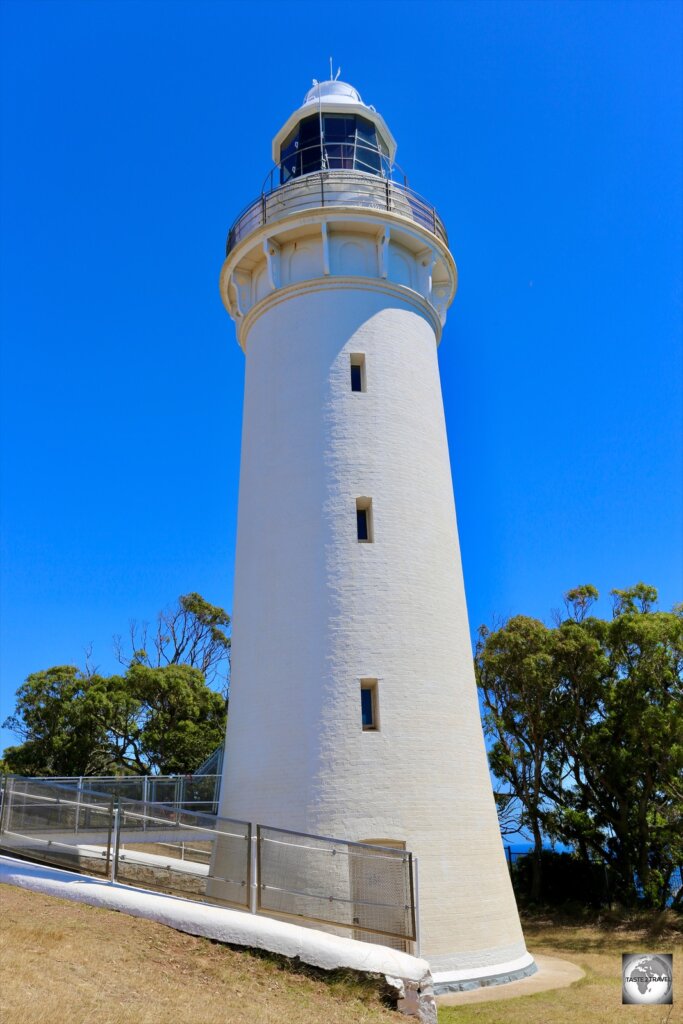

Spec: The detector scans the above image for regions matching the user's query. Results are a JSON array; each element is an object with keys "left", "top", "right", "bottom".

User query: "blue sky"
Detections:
[{"left": 1, "top": 0, "right": 681, "bottom": 755}]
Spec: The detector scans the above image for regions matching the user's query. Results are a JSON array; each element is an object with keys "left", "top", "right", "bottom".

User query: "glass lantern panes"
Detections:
[{"left": 279, "top": 114, "right": 389, "bottom": 184}]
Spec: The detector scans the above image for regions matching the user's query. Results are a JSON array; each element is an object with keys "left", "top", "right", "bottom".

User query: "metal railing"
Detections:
[
  {"left": 265, "top": 140, "right": 401, "bottom": 192},
  {"left": 0, "top": 777, "right": 417, "bottom": 947},
  {"left": 0, "top": 778, "right": 115, "bottom": 878},
  {"left": 114, "top": 797, "right": 251, "bottom": 909},
  {"left": 226, "top": 170, "right": 447, "bottom": 256},
  {"left": 2, "top": 773, "right": 222, "bottom": 815}
]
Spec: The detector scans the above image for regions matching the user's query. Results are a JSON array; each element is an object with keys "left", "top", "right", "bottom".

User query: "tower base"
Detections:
[{"left": 430, "top": 952, "right": 537, "bottom": 994}]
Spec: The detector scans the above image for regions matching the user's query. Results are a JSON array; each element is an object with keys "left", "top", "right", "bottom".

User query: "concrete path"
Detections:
[{"left": 436, "top": 953, "right": 584, "bottom": 1007}]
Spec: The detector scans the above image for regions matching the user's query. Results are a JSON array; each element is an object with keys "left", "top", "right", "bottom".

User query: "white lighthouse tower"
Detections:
[{"left": 217, "top": 78, "right": 533, "bottom": 984}]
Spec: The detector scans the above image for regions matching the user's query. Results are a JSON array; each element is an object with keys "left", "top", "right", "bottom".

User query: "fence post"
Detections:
[
  {"left": 110, "top": 804, "right": 120, "bottom": 884},
  {"left": 0, "top": 777, "right": 11, "bottom": 836},
  {"left": 506, "top": 844, "right": 513, "bottom": 869},
  {"left": 249, "top": 828, "right": 258, "bottom": 914},
  {"left": 75, "top": 776, "right": 83, "bottom": 835},
  {"left": 412, "top": 855, "right": 421, "bottom": 959}
]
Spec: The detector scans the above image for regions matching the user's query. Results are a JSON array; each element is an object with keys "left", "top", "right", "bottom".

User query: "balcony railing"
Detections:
[{"left": 226, "top": 169, "right": 448, "bottom": 256}]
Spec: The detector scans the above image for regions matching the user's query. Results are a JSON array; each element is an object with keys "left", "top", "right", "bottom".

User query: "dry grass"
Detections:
[
  {"left": 439, "top": 910, "right": 683, "bottom": 1024},
  {"left": 0, "top": 883, "right": 400, "bottom": 1024},
  {"left": 3, "top": 881, "right": 682, "bottom": 1024}
]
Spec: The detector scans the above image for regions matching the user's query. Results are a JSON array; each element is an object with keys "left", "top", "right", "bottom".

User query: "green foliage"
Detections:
[
  {"left": 2, "top": 594, "right": 230, "bottom": 776},
  {"left": 123, "top": 664, "right": 226, "bottom": 775},
  {"left": 477, "top": 584, "right": 683, "bottom": 909},
  {"left": 2, "top": 666, "right": 116, "bottom": 776}
]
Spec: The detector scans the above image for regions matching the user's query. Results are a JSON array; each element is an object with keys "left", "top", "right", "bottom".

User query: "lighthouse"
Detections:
[{"left": 217, "top": 78, "right": 534, "bottom": 984}]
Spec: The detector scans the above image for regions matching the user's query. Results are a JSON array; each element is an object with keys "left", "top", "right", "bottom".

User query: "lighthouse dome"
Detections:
[{"left": 303, "top": 80, "right": 364, "bottom": 106}]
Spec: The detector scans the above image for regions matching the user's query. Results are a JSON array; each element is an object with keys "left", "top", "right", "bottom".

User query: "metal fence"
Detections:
[
  {"left": 258, "top": 825, "right": 416, "bottom": 944},
  {"left": 226, "top": 170, "right": 448, "bottom": 255},
  {"left": 3, "top": 774, "right": 222, "bottom": 815},
  {"left": 114, "top": 798, "right": 251, "bottom": 909},
  {"left": 0, "top": 778, "right": 114, "bottom": 878},
  {"left": 0, "top": 776, "right": 418, "bottom": 947}
]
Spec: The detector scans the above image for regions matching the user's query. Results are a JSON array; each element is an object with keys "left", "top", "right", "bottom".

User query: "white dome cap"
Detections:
[{"left": 303, "top": 80, "right": 364, "bottom": 106}]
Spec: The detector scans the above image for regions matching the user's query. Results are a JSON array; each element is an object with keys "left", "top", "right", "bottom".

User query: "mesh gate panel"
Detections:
[{"left": 257, "top": 826, "right": 415, "bottom": 941}]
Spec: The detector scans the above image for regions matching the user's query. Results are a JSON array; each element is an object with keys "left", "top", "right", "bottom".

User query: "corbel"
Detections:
[
  {"left": 320, "top": 222, "right": 331, "bottom": 276},
  {"left": 416, "top": 247, "right": 436, "bottom": 298},
  {"left": 263, "top": 237, "right": 281, "bottom": 291},
  {"left": 231, "top": 270, "right": 251, "bottom": 317},
  {"left": 377, "top": 226, "right": 390, "bottom": 279}
]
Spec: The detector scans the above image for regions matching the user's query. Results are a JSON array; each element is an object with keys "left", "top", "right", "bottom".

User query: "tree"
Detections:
[
  {"left": 2, "top": 592, "right": 231, "bottom": 777},
  {"left": 114, "top": 592, "right": 231, "bottom": 693},
  {"left": 547, "top": 587, "right": 683, "bottom": 906},
  {"left": 476, "top": 616, "right": 566, "bottom": 901},
  {"left": 103, "top": 664, "right": 227, "bottom": 775},
  {"left": 477, "top": 584, "right": 683, "bottom": 908},
  {"left": 2, "top": 664, "right": 227, "bottom": 777},
  {"left": 2, "top": 666, "right": 118, "bottom": 776}
]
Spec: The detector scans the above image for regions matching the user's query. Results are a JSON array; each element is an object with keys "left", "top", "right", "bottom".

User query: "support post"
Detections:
[
  {"left": 0, "top": 777, "right": 11, "bottom": 836},
  {"left": 110, "top": 805, "right": 120, "bottom": 884},
  {"left": 75, "top": 776, "right": 83, "bottom": 834},
  {"left": 143, "top": 775, "right": 149, "bottom": 833},
  {"left": 412, "top": 855, "right": 421, "bottom": 959},
  {"left": 249, "top": 829, "right": 258, "bottom": 914}
]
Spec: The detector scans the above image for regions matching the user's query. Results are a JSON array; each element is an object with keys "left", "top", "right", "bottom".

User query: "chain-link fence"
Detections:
[{"left": 257, "top": 825, "right": 416, "bottom": 944}]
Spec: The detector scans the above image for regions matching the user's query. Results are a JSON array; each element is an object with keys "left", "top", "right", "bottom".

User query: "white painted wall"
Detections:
[{"left": 219, "top": 266, "right": 526, "bottom": 963}]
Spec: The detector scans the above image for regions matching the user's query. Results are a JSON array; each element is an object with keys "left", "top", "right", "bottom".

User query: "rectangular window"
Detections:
[
  {"left": 350, "top": 353, "right": 365, "bottom": 392},
  {"left": 356, "top": 498, "right": 372, "bottom": 542},
  {"left": 360, "top": 680, "right": 378, "bottom": 730}
]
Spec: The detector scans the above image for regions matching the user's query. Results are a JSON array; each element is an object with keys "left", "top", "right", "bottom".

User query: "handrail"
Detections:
[
  {"left": 263, "top": 139, "right": 406, "bottom": 193},
  {"left": 226, "top": 170, "right": 447, "bottom": 256}
]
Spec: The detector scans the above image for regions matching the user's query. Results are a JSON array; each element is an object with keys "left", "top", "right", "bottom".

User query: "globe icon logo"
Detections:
[{"left": 622, "top": 953, "right": 673, "bottom": 1005}]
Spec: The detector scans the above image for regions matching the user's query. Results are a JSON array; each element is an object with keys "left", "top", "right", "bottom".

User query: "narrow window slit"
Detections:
[
  {"left": 361, "top": 680, "right": 379, "bottom": 730},
  {"left": 350, "top": 353, "right": 366, "bottom": 392},
  {"left": 356, "top": 498, "right": 373, "bottom": 542}
]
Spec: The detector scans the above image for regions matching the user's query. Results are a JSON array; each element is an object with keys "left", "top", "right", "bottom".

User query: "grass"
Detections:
[
  {"left": 2, "top": 883, "right": 681, "bottom": 1024},
  {"left": 0, "top": 883, "right": 400, "bottom": 1024},
  {"left": 439, "top": 909, "right": 683, "bottom": 1024}
]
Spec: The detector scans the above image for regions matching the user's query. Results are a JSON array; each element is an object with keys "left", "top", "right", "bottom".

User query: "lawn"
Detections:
[
  {"left": 1, "top": 882, "right": 681, "bottom": 1024},
  {"left": 439, "top": 911, "right": 682, "bottom": 1024},
  {"left": 0, "top": 883, "right": 399, "bottom": 1024}
]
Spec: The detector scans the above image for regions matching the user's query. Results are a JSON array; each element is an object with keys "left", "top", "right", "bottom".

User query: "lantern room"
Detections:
[{"left": 272, "top": 79, "right": 398, "bottom": 184}]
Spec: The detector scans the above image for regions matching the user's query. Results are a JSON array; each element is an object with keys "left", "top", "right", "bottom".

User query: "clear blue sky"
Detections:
[{"left": 1, "top": 0, "right": 681, "bottom": 755}]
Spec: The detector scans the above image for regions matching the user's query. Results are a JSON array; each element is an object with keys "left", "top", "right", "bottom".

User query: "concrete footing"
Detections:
[{"left": 431, "top": 950, "right": 538, "bottom": 994}]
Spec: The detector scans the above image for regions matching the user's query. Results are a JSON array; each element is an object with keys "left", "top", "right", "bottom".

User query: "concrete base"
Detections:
[
  {"left": 431, "top": 951, "right": 538, "bottom": 994},
  {"left": 436, "top": 953, "right": 584, "bottom": 1005}
]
